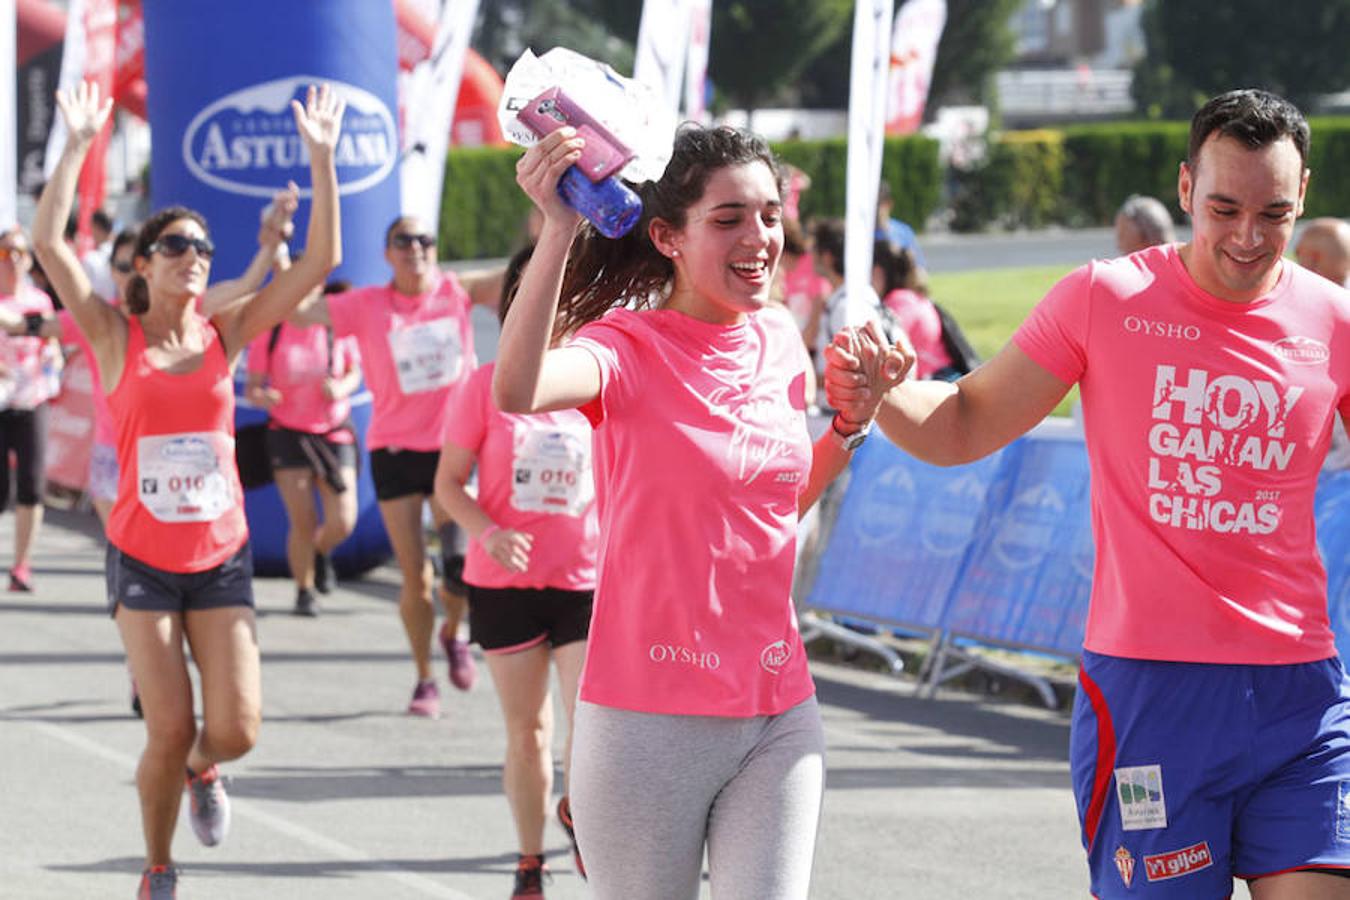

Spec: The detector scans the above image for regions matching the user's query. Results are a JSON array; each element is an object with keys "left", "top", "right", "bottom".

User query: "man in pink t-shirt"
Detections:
[{"left": 836, "top": 90, "right": 1350, "bottom": 897}]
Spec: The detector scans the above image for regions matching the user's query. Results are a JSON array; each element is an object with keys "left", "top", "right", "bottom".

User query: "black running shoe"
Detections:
[
  {"left": 294, "top": 588, "right": 319, "bottom": 618},
  {"left": 313, "top": 552, "right": 334, "bottom": 595},
  {"left": 512, "top": 854, "right": 549, "bottom": 898}
]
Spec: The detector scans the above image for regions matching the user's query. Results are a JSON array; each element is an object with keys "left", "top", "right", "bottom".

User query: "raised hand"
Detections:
[
  {"left": 515, "top": 129, "right": 584, "bottom": 229},
  {"left": 291, "top": 84, "right": 345, "bottom": 154},
  {"left": 257, "top": 182, "right": 300, "bottom": 252},
  {"left": 824, "top": 321, "right": 913, "bottom": 426},
  {"left": 55, "top": 80, "right": 113, "bottom": 146}
]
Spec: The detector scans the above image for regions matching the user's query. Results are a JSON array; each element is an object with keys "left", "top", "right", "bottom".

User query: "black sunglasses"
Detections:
[
  {"left": 111, "top": 259, "right": 134, "bottom": 274},
  {"left": 148, "top": 233, "right": 215, "bottom": 260},
  {"left": 389, "top": 233, "right": 436, "bottom": 251}
]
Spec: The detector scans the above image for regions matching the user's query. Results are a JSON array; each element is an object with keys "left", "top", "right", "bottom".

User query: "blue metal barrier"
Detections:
[{"left": 809, "top": 425, "right": 1350, "bottom": 672}]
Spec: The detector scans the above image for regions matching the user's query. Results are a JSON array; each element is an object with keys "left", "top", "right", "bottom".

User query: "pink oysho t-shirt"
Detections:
[
  {"left": 883, "top": 288, "right": 954, "bottom": 379},
  {"left": 442, "top": 363, "right": 598, "bottom": 591},
  {"left": 0, "top": 284, "right": 57, "bottom": 410},
  {"left": 1014, "top": 243, "right": 1350, "bottom": 665},
  {"left": 58, "top": 309, "right": 116, "bottom": 446},
  {"left": 245, "top": 322, "right": 359, "bottom": 441},
  {"left": 327, "top": 274, "right": 475, "bottom": 451},
  {"left": 571, "top": 307, "right": 815, "bottom": 717}
]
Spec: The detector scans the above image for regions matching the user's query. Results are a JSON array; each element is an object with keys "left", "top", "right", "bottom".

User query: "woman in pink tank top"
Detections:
[
  {"left": 495, "top": 125, "right": 906, "bottom": 896},
  {"left": 31, "top": 81, "right": 345, "bottom": 898}
]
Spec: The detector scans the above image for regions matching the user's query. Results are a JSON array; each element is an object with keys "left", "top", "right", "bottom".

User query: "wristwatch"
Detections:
[{"left": 831, "top": 413, "right": 871, "bottom": 451}]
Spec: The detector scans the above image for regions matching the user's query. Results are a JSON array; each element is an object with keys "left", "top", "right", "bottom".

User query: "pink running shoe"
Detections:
[
  {"left": 137, "top": 864, "right": 178, "bottom": 899},
  {"left": 441, "top": 631, "right": 478, "bottom": 691},
  {"left": 408, "top": 678, "right": 441, "bottom": 717},
  {"left": 185, "top": 764, "right": 230, "bottom": 847}
]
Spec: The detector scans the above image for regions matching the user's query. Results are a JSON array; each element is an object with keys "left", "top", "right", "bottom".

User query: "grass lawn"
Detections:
[{"left": 928, "top": 263, "right": 1079, "bottom": 417}]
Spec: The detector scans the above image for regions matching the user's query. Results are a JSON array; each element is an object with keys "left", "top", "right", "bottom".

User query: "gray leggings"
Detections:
[{"left": 570, "top": 695, "right": 825, "bottom": 900}]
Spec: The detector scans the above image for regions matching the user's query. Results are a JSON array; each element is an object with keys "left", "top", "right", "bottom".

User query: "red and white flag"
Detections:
[
  {"left": 682, "top": 0, "right": 712, "bottom": 123},
  {"left": 886, "top": 0, "right": 946, "bottom": 135},
  {"left": 43, "top": 0, "right": 116, "bottom": 253}
]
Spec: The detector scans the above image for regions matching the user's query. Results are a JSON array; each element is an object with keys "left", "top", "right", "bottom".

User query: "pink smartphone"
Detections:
[{"left": 517, "top": 87, "right": 635, "bottom": 182}]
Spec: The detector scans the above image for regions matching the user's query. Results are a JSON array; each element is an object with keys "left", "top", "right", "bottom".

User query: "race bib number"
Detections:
[
  {"left": 137, "top": 432, "right": 235, "bottom": 523},
  {"left": 511, "top": 422, "right": 593, "bottom": 516},
  {"left": 388, "top": 318, "right": 463, "bottom": 394}
]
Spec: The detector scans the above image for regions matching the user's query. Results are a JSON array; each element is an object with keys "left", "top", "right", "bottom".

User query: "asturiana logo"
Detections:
[
  {"left": 182, "top": 75, "right": 396, "bottom": 198},
  {"left": 1272, "top": 336, "right": 1331, "bottom": 365}
]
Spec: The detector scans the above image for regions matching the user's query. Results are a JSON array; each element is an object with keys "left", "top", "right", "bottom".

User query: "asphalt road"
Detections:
[{"left": 0, "top": 506, "right": 1097, "bottom": 899}]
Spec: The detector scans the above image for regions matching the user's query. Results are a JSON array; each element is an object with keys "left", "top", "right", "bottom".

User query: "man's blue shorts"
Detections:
[{"left": 1072, "top": 650, "right": 1350, "bottom": 897}]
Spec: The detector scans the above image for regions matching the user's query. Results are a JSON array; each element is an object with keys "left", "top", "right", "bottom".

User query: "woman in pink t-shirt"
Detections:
[
  {"left": 33, "top": 81, "right": 344, "bottom": 899},
  {"left": 496, "top": 125, "right": 904, "bottom": 897},
  {"left": 293, "top": 216, "right": 504, "bottom": 718},
  {"left": 434, "top": 245, "right": 599, "bottom": 894},
  {"left": 246, "top": 276, "right": 362, "bottom": 617},
  {"left": 872, "top": 240, "right": 957, "bottom": 380},
  {"left": 0, "top": 227, "right": 60, "bottom": 592}
]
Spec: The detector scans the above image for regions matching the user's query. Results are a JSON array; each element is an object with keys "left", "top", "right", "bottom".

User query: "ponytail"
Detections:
[{"left": 125, "top": 274, "right": 150, "bottom": 315}]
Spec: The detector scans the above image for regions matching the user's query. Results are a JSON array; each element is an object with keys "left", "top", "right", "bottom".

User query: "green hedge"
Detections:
[
  {"left": 436, "top": 134, "right": 942, "bottom": 261},
  {"left": 435, "top": 118, "right": 1350, "bottom": 257},
  {"left": 771, "top": 135, "right": 942, "bottom": 231}
]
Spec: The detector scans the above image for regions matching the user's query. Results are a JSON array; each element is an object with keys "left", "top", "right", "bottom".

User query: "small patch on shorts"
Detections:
[
  {"left": 1143, "top": 841, "right": 1213, "bottom": 882},
  {"left": 1116, "top": 764, "right": 1167, "bottom": 831},
  {"left": 1337, "top": 781, "right": 1350, "bottom": 842}
]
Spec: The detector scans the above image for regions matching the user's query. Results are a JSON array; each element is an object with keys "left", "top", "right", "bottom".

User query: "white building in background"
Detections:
[{"left": 997, "top": 0, "right": 1145, "bottom": 127}]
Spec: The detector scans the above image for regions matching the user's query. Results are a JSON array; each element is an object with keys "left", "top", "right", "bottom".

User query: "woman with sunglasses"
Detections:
[
  {"left": 32, "top": 80, "right": 344, "bottom": 900},
  {"left": 295, "top": 216, "right": 502, "bottom": 718},
  {"left": 0, "top": 226, "right": 62, "bottom": 592}
]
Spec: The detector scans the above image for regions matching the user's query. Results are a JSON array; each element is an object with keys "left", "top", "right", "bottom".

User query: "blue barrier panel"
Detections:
[
  {"left": 940, "top": 434, "right": 1093, "bottom": 657},
  {"left": 807, "top": 434, "right": 1003, "bottom": 629},
  {"left": 810, "top": 426, "right": 1350, "bottom": 664},
  {"left": 1317, "top": 469, "right": 1350, "bottom": 660}
]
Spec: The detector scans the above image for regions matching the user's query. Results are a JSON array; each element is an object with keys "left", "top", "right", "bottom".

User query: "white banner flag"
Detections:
[
  {"left": 634, "top": 0, "right": 692, "bottom": 117},
  {"left": 843, "top": 0, "right": 895, "bottom": 323},
  {"left": 887, "top": 0, "right": 946, "bottom": 135},
  {"left": 0, "top": 0, "right": 15, "bottom": 228},
  {"left": 682, "top": 0, "right": 712, "bottom": 123},
  {"left": 399, "top": 0, "right": 481, "bottom": 228}
]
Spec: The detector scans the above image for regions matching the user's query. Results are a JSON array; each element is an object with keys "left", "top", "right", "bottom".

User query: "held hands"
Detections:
[
  {"left": 515, "top": 129, "right": 584, "bottom": 230},
  {"left": 483, "top": 526, "right": 533, "bottom": 574},
  {"left": 55, "top": 80, "right": 114, "bottom": 147},
  {"left": 823, "top": 321, "right": 913, "bottom": 427},
  {"left": 291, "top": 83, "right": 345, "bottom": 156}
]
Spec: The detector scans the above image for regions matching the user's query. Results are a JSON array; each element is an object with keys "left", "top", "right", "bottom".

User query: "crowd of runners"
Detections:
[{"left": 4, "top": 74, "right": 1350, "bottom": 900}]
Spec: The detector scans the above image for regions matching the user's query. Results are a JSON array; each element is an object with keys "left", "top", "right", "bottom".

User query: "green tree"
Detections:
[
  {"left": 925, "top": 0, "right": 1021, "bottom": 112},
  {"left": 796, "top": 0, "right": 1020, "bottom": 116},
  {"left": 1133, "top": 0, "right": 1350, "bottom": 119},
  {"left": 707, "top": 0, "right": 853, "bottom": 115}
]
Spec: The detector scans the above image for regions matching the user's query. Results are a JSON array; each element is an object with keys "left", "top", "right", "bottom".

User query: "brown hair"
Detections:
[
  {"left": 1189, "top": 89, "right": 1310, "bottom": 169},
  {"left": 124, "top": 206, "right": 209, "bottom": 315},
  {"left": 553, "top": 125, "right": 783, "bottom": 336}
]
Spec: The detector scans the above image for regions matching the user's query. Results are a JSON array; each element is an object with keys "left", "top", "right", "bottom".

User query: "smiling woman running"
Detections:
[{"left": 32, "top": 80, "right": 344, "bottom": 900}]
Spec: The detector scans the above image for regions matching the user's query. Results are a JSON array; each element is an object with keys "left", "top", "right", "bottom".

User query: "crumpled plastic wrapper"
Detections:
[{"left": 497, "top": 47, "right": 677, "bottom": 184}]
